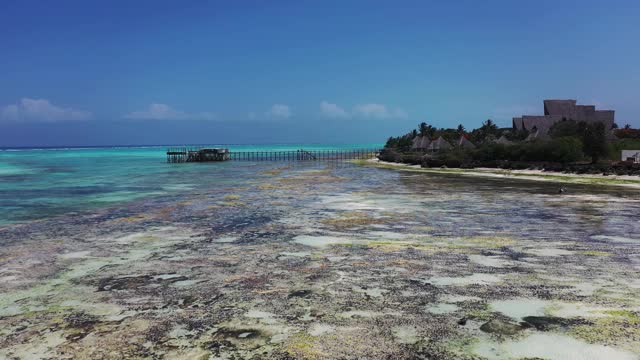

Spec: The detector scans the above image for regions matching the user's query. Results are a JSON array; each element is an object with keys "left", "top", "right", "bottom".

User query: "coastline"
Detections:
[{"left": 359, "top": 158, "right": 640, "bottom": 189}]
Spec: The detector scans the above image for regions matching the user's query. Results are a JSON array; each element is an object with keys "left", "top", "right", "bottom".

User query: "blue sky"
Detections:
[{"left": 1, "top": 0, "right": 639, "bottom": 146}]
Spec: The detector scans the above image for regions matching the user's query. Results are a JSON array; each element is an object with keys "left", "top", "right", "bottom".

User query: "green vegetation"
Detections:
[
  {"left": 609, "top": 138, "right": 640, "bottom": 159},
  {"left": 382, "top": 118, "right": 640, "bottom": 174}
]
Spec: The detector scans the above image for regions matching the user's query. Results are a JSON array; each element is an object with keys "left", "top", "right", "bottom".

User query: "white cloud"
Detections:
[
  {"left": 353, "top": 103, "right": 408, "bottom": 119},
  {"left": 123, "top": 103, "right": 216, "bottom": 121},
  {"left": 266, "top": 104, "right": 291, "bottom": 119},
  {"left": 320, "top": 101, "right": 349, "bottom": 118},
  {"left": 0, "top": 98, "right": 92, "bottom": 122}
]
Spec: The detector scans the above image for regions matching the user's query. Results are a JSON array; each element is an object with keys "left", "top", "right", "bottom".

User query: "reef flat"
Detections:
[{"left": 1, "top": 163, "right": 639, "bottom": 359}]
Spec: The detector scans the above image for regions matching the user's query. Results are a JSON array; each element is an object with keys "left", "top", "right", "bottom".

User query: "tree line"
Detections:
[{"left": 384, "top": 119, "right": 639, "bottom": 164}]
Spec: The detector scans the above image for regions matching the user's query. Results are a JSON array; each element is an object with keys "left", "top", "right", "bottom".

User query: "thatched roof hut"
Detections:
[
  {"left": 411, "top": 136, "right": 431, "bottom": 150},
  {"left": 411, "top": 136, "right": 422, "bottom": 149},
  {"left": 428, "top": 136, "right": 452, "bottom": 152},
  {"left": 496, "top": 135, "right": 513, "bottom": 145},
  {"left": 457, "top": 136, "right": 476, "bottom": 149}
]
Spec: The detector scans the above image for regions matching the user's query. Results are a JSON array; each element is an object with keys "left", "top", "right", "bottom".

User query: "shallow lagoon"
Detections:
[{"left": 1, "top": 158, "right": 640, "bottom": 359}]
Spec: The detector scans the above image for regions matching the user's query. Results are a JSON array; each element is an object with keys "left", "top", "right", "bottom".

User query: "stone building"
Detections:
[{"left": 512, "top": 100, "right": 615, "bottom": 139}]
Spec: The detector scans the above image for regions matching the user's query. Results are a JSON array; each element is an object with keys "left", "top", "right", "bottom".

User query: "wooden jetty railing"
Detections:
[{"left": 167, "top": 147, "right": 380, "bottom": 163}]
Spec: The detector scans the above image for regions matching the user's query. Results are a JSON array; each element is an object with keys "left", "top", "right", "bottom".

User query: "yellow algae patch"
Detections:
[
  {"left": 459, "top": 235, "right": 517, "bottom": 248},
  {"left": 578, "top": 250, "right": 612, "bottom": 257},
  {"left": 220, "top": 201, "right": 245, "bottom": 207},
  {"left": 365, "top": 240, "right": 419, "bottom": 252},
  {"left": 224, "top": 186, "right": 250, "bottom": 191},
  {"left": 413, "top": 226, "right": 435, "bottom": 231},
  {"left": 320, "top": 211, "right": 382, "bottom": 229},
  {"left": 300, "top": 169, "right": 332, "bottom": 175},
  {"left": 224, "top": 194, "right": 241, "bottom": 200},
  {"left": 258, "top": 183, "right": 279, "bottom": 191},
  {"left": 114, "top": 214, "right": 148, "bottom": 223}
]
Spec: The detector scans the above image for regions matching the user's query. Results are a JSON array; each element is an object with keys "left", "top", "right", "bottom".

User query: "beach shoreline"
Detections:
[{"left": 360, "top": 158, "right": 640, "bottom": 189}]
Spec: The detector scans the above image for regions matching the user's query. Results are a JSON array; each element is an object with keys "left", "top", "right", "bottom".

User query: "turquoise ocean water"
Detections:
[{"left": 0, "top": 144, "right": 381, "bottom": 225}]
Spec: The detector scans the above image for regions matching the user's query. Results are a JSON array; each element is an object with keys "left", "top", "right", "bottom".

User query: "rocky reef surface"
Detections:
[{"left": 1, "top": 164, "right": 639, "bottom": 359}]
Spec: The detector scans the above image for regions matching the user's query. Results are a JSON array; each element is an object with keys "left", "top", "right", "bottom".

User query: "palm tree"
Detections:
[
  {"left": 456, "top": 124, "right": 466, "bottom": 135},
  {"left": 482, "top": 119, "right": 497, "bottom": 131},
  {"left": 418, "top": 122, "right": 428, "bottom": 137}
]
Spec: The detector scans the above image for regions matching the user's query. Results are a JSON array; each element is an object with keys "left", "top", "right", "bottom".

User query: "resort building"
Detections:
[
  {"left": 513, "top": 100, "right": 615, "bottom": 139},
  {"left": 621, "top": 150, "right": 640, "bottom": 163}
]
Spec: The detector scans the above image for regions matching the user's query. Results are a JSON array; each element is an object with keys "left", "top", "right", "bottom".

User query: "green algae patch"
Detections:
[
  {"left": 569, "top": 313, "right": 640, "bottom": 353},
  {"left": 466, "top": 309, "right": 493, "bottom": 322},
  {"left": 601, "top": 310, "right": 640, "bottom": 320},
  {"left": 284, "top": 332, "right": 328, "bottom": 359},
  {"left": 223, "top": 194, "right": 241, "bottom": 200}
]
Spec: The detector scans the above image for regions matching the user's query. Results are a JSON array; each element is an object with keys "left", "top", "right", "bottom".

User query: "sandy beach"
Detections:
[{"left": 363, "top": 158, "right": 640, "bottom": 189}]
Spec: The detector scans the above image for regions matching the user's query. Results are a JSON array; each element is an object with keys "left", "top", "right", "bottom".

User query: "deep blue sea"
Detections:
[{"left": 0, "top": 144, "right": 382, "bottom": 225}]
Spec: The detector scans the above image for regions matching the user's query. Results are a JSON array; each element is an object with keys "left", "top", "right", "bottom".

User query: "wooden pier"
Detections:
[{"left": 166, "top": 147, "right": 380, "bottom": 163}]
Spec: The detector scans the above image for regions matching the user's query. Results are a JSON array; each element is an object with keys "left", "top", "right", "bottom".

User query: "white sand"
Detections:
[{"left": 365, "top": 159, "right": 640, "bottom": 188}]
